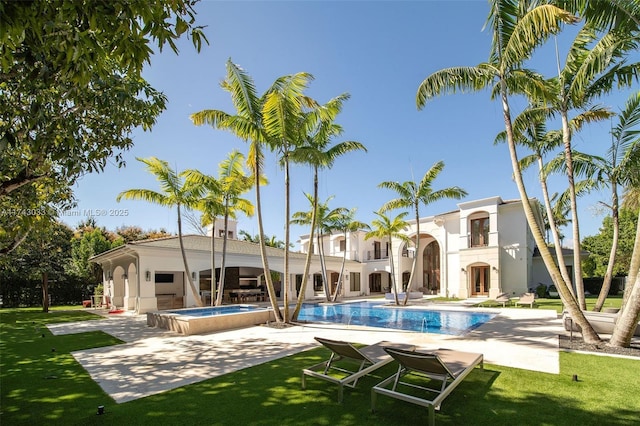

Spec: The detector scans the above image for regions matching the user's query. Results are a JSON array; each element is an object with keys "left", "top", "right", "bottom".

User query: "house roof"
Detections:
[{"left": 90, "top": 234, "right": 356, "bottom": 265}]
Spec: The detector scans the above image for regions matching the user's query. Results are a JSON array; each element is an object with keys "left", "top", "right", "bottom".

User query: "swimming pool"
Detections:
[
  {"left": 147, "top": 305, "right": 273, "bottom": 335},
  {"left": 296, "top": 302, "right": 495, "bottom": 335}
]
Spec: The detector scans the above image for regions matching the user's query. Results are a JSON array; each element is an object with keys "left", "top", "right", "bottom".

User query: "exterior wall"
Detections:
[{"left": 297, "top": 196, "right": 546, "bottom": 300}]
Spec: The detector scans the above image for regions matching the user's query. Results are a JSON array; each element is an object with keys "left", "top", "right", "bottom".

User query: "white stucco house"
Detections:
[{"left": 91, "top": 196, "right": 580, "bottom": 313}]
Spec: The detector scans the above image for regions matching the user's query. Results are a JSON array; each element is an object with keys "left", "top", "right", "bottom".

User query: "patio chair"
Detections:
[
  {"left": 515, "top": 292, "right": 536, "bottom": 308},
  {"left": 302, "top": 337, "right": 415, "bottom": 402},
  {"left": 474, "top": 292, "right": 511, "bottom": 308},
  {"left": 371, "top": 347, "right": 484, "bottom": 426}
]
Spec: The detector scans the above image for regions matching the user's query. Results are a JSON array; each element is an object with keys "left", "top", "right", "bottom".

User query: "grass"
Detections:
[
  {"left": 1, "top": 307, "right": 639, "bottom": 425},
  {"left": 532, "top": 295, "right": 623, "bottom": 313}
]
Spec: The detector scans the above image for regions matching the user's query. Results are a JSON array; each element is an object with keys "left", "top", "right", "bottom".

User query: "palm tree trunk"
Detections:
[
  {"left": 561, "top": 111, "right": 586, "bottom": 309},
  {"left": 216, "top": 206, "right": 231, "bottom": 307},
  {"left": 403, "top": 204, "right": 420, "bottom": 306},
  {"left": 498, "top": 78, "right": 600, "bottom": 344},
  {"left": 609, "top": 209, "right": 640, "bottom": 347},
  {"left": 318, "top": 232, "right": 330, "bottom": 300},
  {"left": 331, "top": 230, "right": 348, "bottom": 302},
  {"left": 538, "top": 156, "right": 575, "bottom": 298},
  {"left": 292, "top": 167, "right": 319, "bottom": 320},
  {"left": 255, "top": 160, "right": 282, "bottom": 322},
  {"left": 389, "top": 236, "right": 399, "bottom": 305},
  {"left": 177, "top": 204, "right": 203, "bottom": 307},
  {"left": 211, "top": 223, "right": 216, "bottom": 306},
  {"left": 283, "top": 155, "right": 291, "bottom": 322},
  {"left": 594, "top": 186, "right": 619, "bottom": 312}
]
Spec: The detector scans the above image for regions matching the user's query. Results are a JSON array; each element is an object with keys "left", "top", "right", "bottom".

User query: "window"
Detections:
[
  {"left": 339, "top": 239, "right": 346, "bottom": 252},
  {"left": 470, "top": 217, "right": 489, "bottom": 247},
  {"left": 218, "top": 229, "right": 225, "bottom": 237},
  {"left": 374, "top": 241, "right": 381, "bottom": 259},
  {"left": 349, "top": 272, "right": 361, "bottom": 292}
]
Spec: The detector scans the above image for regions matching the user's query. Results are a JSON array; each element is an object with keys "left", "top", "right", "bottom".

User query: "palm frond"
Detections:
[
  {"left": 416, "top": 66, "right": 495, "bottom": 109},
  {"left": 502, "top": 4, "right": 578, "bottom": 68}
]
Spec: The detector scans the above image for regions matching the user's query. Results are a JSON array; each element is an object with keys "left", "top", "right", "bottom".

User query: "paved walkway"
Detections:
[{"left": 47, "top": 305, "right": 562, "bottom": 404}]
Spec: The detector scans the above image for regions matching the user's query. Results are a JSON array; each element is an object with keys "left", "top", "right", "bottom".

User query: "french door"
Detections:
[{"left": 471, "top": 265, "right": 490, "bottom": 296}]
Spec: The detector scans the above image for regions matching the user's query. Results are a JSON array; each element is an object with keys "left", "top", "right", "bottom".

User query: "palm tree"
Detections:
[
  {"left": 378, "top": 161, "right": 467, "bottom": 305},
  {"left": 365, "top": 210, "right": 410, "bottom": 306},
  {"left": 289, "top": 93, "right": 366, "bottom": 318},
  {"left": 328, "top": 208, "right": 368, "bottom": 302},
  {"left": 495, "top": 108, "right": 575, "bottom": 297},
  {"left": 292, "top": 195, "right": 346, "bottom": 301},
  {"left": 191, "top": 60, "right": 283, "bottom": 322},
  {"left": 534, "top": 23, "right": 638, "bottom": 309},
  {"left": 116, "top": 157, "right": 204, "bottom": 307},
  {"left": 183, "top": 171, "right": 223, "bottom": 306},
  {"left": 263, "top": 72, "right": 316, "bottom": 322},
  {"left": 569, "top": 92, "right": 640, "bottom": 312},
  {"left": 184, "top": 150, "right": 254, "bottom": 306},
  {"left": 415, "top": 2, "right": 602, "bottom": 343}
]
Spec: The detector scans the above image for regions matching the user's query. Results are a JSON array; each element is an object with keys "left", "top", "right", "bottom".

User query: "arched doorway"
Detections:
[{"left": 423, "top": 241, "right": 440, "bottom": 294}]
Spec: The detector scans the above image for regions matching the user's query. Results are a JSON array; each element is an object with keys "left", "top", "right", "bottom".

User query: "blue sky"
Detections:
[{"left": 64, "top": 1, "right": 636, "bottom": 246}]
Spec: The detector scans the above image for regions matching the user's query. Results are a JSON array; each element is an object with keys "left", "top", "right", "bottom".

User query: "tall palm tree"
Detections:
[
  {"left": 184, "top": 150, "right": 255, "bottom": 306},
  {"left": 415, "top": 1, "right": 602, "bottom": 343},
  {"left": 289, "top": 93, "right": 366, "bottom": 318},
  {"left": 378, "top": 161, "right": 467, "bottom": 305},
  {"left": 292, "top": 195, "right": 347, "bottom": 301},
  {"left": 117, "top": 157, "right": 204, "bottom": 307},
  {"left": 184, "top": 171, "right": 223, "bottom": 306},
  {"left": 535, "top": 23, "right": 637, "bottom": 309},
  {"left": 191, "top": 60, "right": 283, "bottom": 322},
  {"left": 263, "top": 72, "right": 315, "bottom": 322},
  {"left": 569, "top": 92, "right": 640, "bottom": 312},
  {"left": 328, "top": 208, "right": 368, "bottom": 302},
  {"left": 365, "top": 210, "right": 410, "bottom": 306},
  {"left": 495, "top": 108, "right": 575, "bottom": 297}
]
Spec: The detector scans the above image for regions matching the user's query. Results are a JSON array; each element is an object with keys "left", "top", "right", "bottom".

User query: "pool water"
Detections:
[
  {"left": 297, "top": 302, "right": 495, "bottom": 335},
  {"left": 168, "top": 305, "right": 266, "bottom": 317}
]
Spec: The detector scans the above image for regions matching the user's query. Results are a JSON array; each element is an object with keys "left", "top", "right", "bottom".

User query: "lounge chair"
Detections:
[
  {"left": 302, "top": 337, "right": 415, "bottom": 402},
  {"left": 371, "top": 347, "right": 484, "bottom": 426},
  {"left": 515, "top": 292, "right": 536, "bottom": 308},
  {"left": 475, "top": 292, "right": 511, "bottom": 307}
]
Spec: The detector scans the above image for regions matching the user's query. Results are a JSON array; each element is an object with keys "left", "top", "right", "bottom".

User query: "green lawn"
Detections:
[
  {"left": 1, "top": 308, "right": 639, "bottom": 426},
  {"left": 532, "top": 296, "right": 623, "bottom": 313}
]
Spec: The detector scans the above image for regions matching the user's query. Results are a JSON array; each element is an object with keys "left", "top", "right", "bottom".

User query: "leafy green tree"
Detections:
[
  {"left": 117, "top": 157, "right": 204, "bottom": 307},
  {"left": 0, "top": 0, "right": 207, "bottom": 252},
  {"left": 582, "top": 208, "right": 638, "bottom": 277},
  {"left": 0, "top": 220, "right": 74, "bottom": 312},
  {"left": 71, "top": 227, "right": 113, "bottom": 284},
  {"left": 378, "top": 161, "right": 467, "bottom": 305},
  {"left": 365, "top": 211, "right": 410, "bottom": 306}
]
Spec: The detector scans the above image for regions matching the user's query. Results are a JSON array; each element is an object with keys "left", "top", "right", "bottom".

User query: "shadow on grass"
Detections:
[{"left": 2, "top": 310, "right": 638, "bottom": 426}]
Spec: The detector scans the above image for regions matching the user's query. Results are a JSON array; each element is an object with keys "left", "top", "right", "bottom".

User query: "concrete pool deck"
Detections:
[{"left": 48, "top": 304, "right": 563, "bottom": 404}]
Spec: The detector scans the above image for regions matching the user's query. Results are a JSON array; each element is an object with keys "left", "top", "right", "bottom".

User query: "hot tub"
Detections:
[{"left": 147, "top": 305, "right": 275, "bottom": 335}]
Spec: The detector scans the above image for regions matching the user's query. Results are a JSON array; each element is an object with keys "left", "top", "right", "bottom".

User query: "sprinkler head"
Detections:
[{"left": 97, "top": 405, "right": 105, "bottom": 415}]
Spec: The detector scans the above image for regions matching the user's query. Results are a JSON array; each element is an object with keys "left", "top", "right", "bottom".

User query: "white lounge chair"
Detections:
[
  {"left": 515, "top": 292, "right": 536, "bottom": 308},
  {"left": 371, "top": 347, "right": 484, "bottom": 426},
  {"left": 302, "top": 337, "right": 414, "bottom": 402}
]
